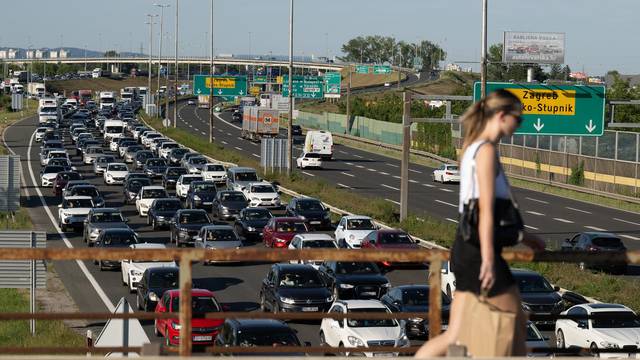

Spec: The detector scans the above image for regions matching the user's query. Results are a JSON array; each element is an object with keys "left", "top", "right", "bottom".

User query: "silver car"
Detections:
[
  {"left": 93, "top": 155, "right": 117, "bottom": 175},
  {"left": 83, "top": 146, "right": 105, "bottom": 164},
  {"left": 193, "top": 225, "right": 242, "bottom": 264},
  {"left": 185, "top": 156, "right": 208, "bottom": 174},
  {"left": 83, "top": 208, "right": 130, "bottom": 246}
]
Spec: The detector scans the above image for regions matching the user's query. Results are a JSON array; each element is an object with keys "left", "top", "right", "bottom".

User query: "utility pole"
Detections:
[
  {"left": 346, "top": 67, "right": 351, "bottom": 134},
  {"left": 173, "top": 0, "right": 179, "bottom": 129},
  {"left": 209, "top": 0, "right": 215, "bottom": 143},
  {"left": 480, "top": 0, "right": 488, "bottom": 98},
  {"left": 287, "top": 0, "right": 294, "bottom": 174},
  {"left": 400, "top": 91, "right": 411, "bottom": 221},
  {"left": 154, "top": 3, "right": 170, "bottom": 110},
  {"left": 146, "top": 14, "right": 157, "bottom": 109}
]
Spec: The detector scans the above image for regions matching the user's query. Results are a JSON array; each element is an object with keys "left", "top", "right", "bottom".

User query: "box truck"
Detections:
[{"left": 241, "top": 106, "right": 280, "bottom": 141}]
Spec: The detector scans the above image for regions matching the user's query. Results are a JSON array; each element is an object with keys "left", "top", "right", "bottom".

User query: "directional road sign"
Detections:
[
  {"left": 253, "top": 75, "right": 268, "bottom": 84},
  {"left": 324, "top": 72, "right": 341, "bottom": 98},
  {"left": 373, "top": 65, "right": 392, "bottom": 74},
  {"left": 193, "top": 75, "right": 248, "bottom": 97},
  {"left": 474, "top": 82, "right": 606, "bottom": 136},
  {"left": 282, "top": 75, "right": 324, "bottom": 99},
  {"left": 355, "top": 65, "right": 371, "bottom": 74}
]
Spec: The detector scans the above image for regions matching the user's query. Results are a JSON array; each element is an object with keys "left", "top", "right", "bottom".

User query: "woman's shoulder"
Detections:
[{"left": 464, "top": 139, "right": 495, "bottom": 159}]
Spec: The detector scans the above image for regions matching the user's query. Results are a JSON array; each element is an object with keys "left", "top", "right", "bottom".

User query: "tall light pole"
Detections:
[
  {"left": 324, "top": 32, "right": 329, "bottom": 59},
  {"left": 146, "top": 14, "right": 158, "bottom": 109},
  {"left": 287, "top": 0, "right": 294, "bottom": 174},
  {"left": 84, "top": 45, "right": 87, "bottom": 71},
  {"left": 480, "top": 0, "right": 488, "bottom": 98},
  {"left": 154, "top": 3, "right": 170, "bottom": 110},
  {"left": 209, "top": 0, "right": 215, "bottom": 143},
  {"left": 248, "top": 31, "right": 252, "bottom": 58},
  {"left": 173, "top": 0, "right": 179, "bottom": 128}
]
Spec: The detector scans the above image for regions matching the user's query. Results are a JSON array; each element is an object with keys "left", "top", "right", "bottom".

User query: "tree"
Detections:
[
  {"left": 339, "top": 36, "right": 446, "bottom": 70},
  {"left": 104, "top": 50, "right": 119, "bottom": 57},
  {"left": 548, "top": 64, "right": 564, "bottom": 80}
]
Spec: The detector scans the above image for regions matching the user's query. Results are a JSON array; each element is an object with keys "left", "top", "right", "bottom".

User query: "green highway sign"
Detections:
[
  {"left": 324, "top": 72, "right": 341, "bottom": 98},
  {"left": 355, "top": 65, "right": 371, "bottom": 74},
  {"left": 473, "top": 82, "right": 606, "bottom": 136},
  {"left": 193, "top": 75, "right": 248, "bottom": 97},
  {"left": 373, "top": 65, "right": 392, "bottom": 74},
  {"left": 253, "top": 75, "right": 268, "bottom": 84},
  {"left": 282, "top": 75, "right": 324, "bottom": 99}
]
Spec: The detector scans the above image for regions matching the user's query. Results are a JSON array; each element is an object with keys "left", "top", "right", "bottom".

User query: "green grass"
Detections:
[
  {"left": 0, "top": 99, "right": 38, "bottom": 155},
  {"left": 0, "top": 209, "right": 33, "bottom": 230}
]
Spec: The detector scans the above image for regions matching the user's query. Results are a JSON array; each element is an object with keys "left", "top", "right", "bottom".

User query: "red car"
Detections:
[
  {"left": 52, "top": 171, "right": 82, "bottom": 196},
  {"left": 154, "top": 289, "right": 224, "bottom": 347},
  {"left": 262, "top": 217, "right": 309, "bottom": 248},
  {"left": 361, "top": 229, "right": 423, "bottom": 267}
]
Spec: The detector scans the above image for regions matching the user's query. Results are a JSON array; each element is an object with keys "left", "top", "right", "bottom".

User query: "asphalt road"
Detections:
[
  {"left": 3, "top": 115, "right": 429, "bottom": 349},
  {"left": 171, "top": 102, "right": 640, "bottom": 278}
]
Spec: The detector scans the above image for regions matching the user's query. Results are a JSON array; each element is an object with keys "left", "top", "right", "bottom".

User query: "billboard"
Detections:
[{"left": 503, "top": 32, "right": 565, "bottom": 64}]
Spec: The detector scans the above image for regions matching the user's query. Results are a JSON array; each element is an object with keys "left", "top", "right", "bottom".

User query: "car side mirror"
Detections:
[
  {"left": 578, "top": 322, "right": 587, "bottom": 329},
  {"left": 441, "top": 268, "right": 448, "bottom": 274},
  {"left": 553, "top": 286, "right": 560, "bottom": 292}
]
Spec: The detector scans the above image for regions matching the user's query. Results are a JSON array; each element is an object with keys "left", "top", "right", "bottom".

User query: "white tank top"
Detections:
[{"left": 458, "top": 140, "right": 511, "bottom": 213}]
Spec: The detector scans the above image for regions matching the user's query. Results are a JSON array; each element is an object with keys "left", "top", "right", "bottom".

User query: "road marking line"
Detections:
[
  {"left": 249, "top": 142, "right": 258, "bottom": 146},
  {"left": 621, "top": 234, "right": 640, "bottom": 241},
  {"left": 382, "top": 184, "right": 400, "bottom": 191},
  {"left": 337, "top": 183, "right": 352, "bottom": 189},
  {"left": 524, "top": 225, "right": 539, "bottom": 231},
  {"left": 614, "top": 218, "right": 640, "bottom": 226},
  {"left": 353, "top": 154, "right": 363, "bottom": 158},
  {"left": 355, "top": 165, "right": 365, "bottom": 169},
  {"left": 188, "top": 124, "right": 193, "bottom": 128},
  {"left": 422, "top": 183, "right": 435, "bottom": 188},
  {"left": 567, "top": 207, "right": 592, "bottom": 214},
  {"left": 409, "top": 179, "right": 419, "bottom": 183},
  {"left": 25, "top": 130, "right": 115, "bottom": 312},
  {"left": 386, "top": 163, "right": 399, "bottom": 168},
  {"left": 201, "top": 131, "right": 206, "bottom": 135},
  {"left": 227, "top": 132, "right": 233, "bottom": 136},
  {"left": 553, "top": 218, "right": 574, "bottom": 224},
  {"left": 392, "top": 175, "right": 401, "bottom": 179},
  {"left": 341, "top": 172, "right": 355, "bottom": 177},
  {"left": 409, "top": 169, "right": 422, "bottom": 174},
  {"left": 585, "top": 226, "right": 607, "bottom": 231},
  {"left": 435, "top": 199, "right": 457, "bottom": 208},
  {"left": 221, "top": 141, "right": 228, "bottom": 145},
  {"left": 234, "top": 146, "right": 243, "bottom": 151},
  {"left": 379, "top": 172, "right": 389, "bottom": 176},
  {"left": 446, "top": 218, "right": 459, "bottom": 224},
  {"left": 213, "top": 113, "right": 242, "bottom": 130},
  {"left": 385, "top": 198, "right": 400, "bottom": 205},
  {"left": 525, "top": 197, "right": 549, "bottom": 204},
  {"left": 439, "top": 188, "right": 454, "bottom": 193},
  {"left": 252, "top": 153, "right": 260, "bottom": 158},
  {"left": 345, "top": 162, "right": 354, "bottom": 166},
  {"left": 367, "top": 168, "right": 377, "bottom": 172},
  {"left": 302, "top": 171, "right": 315, "bottom": 177},
  {"left": 525, "top": 211, "right": 545, "bottom": 216},
  {"left": 339, "top": 151, "right": 347, "bottom": 154}
]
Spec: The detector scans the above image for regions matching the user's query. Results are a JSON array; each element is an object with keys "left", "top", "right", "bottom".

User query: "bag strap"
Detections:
[{"left": 466, "top": 140, "right": 490, "bottom": 205}]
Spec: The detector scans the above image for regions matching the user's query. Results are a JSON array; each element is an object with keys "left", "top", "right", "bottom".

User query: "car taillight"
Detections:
[{"left": 445, "top": 172, "right": 453, "bottom": 175}]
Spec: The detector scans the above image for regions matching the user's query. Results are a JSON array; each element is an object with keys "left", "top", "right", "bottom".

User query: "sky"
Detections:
[{"left": 1, "top": 0, "right": 639, "bottom": 75}]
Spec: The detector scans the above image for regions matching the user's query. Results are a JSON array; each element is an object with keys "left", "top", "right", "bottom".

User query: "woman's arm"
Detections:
[{"left": 475, "top": 143, "right": 497, "bottom": 291}]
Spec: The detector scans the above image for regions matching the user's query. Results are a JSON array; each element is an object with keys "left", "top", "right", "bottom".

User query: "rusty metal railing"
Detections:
[{"left": 0, "top": 247, "right": 633, "bottom": 357}]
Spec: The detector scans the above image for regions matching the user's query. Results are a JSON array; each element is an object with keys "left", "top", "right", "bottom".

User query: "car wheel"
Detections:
[
  {"left": 579, "top": 262, "right": 586, "bottom": 271},
  {"left": 147, "top": 216, "right": 151, "bottom": 226},
  {"left": 556, "top": 329, "right": 565, "bottom": 349},
  {"left": 152, "top": 218, "right": 157, "bottom": 231},
  {"left": 338, "top": 342, "right": 347, "bottom": 357},
  {"left": 590, "top": 343, "right": 599, "bottom": 357},
  {"left": 136, "top": 294, "right": 142, "bottom": 310}
]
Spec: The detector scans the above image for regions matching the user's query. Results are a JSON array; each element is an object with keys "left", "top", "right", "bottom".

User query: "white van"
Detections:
[{"left": 304, "top": 130, "right": 333, "bottom": 160}]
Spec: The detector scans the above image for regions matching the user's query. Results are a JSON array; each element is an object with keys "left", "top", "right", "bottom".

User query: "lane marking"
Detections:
[
  {"left": 341, "top": 172, "right": 355, "bottom": 178},
  {"left": 585, "top": 225, "right": 607, "bottom": 232},
  {"left": 385, "top": 198, "right": 400, "bottom": 205},
  {"left": 201, "top": 131, "right": 206, "bottom": 135},
  {"left": 337, "top": 183, "right": 352, "bottom": 189},
  {"left": 226, "top": 132, "right": 233, "bottom": 136},
  {"left": 381, "top": 184, "right": 400, "bottom": 191},
  {"left": 567, "top": 207, "right": 592, "bottom": 214},
  {"left": 435, "top": 199, "right": 457, "bottom": 208},
  {"left": 409, "top": 169, "right": 422, "bottom": 174},
  {"left": 386, "top": 163, "right": 399, "bottom": 168},
  {"left": 439, "top": 188, "right": 454, "bottom": 193},
  {"left": 352, "top": 154, "right": 363, "bottom": 159},
  {"left": 524, "top": 225, "right": 539, "bottom": 231},
  {"left": 422, "top": 183, "right": 435, "bottom": 188},
  {"left": 446, "top": 218, "right": 459, "bottom": 224},
  {"left": 302, "top": 171, "right": 315, "bottom": 177},
  {"left": 339, "top": 151, "right": 347, "bottom": 154},
  {"left": 409, "top": 179, "right": 419, "bottom": 184},
  {"left": 355, "top": 165, "right": 365, "bottom": 169},
  {"left": 249, "top": 142, "right": 258, "bottom": 146},
  {"left": 221, "top": 141, "right": 228, "bottom": 145},
  {"left": 614, "top": 218, "right": 640, "bottom": 226},
  {"left": 234, "top": 146, "right": 243, "bottom": 151},
  {"left": 553, "top": 218, "right": 574, "bottom": 224},
  {"left": 620, "top": 234, "right": 640, "bottom": 241},
  {"left": 525, "top": 211, "right": 545, "bottom": 216},
  {"left": 252, "top": 153, "right": 260, "bottom": 158},
  {"left": 379, "top": 172, "right": 389, "bottom": 176},
  {"left": 367, "top": 168, "right": 377, "bottom": 172},
  {"left": 525, "top": 197, "right": 549, "bottom": 204},
  {"left": 345, "top": 162, "right": 354, "bottom": 166},
  {"left": 392, "top": 175, "right": 401, "bottom": 179}
]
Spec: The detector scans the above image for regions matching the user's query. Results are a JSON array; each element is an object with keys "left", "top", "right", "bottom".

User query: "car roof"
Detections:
[
  {"left": 130, "top": 243, "right": 166, "bottom": 250},
  {"left": 166, "top": 288, "right": 214, "bottom": 297},
  {"left": 336, "top": 299, "right": 387, "bottom": 309},
  {"left": 511, "top": 268, "right": 543, "bottom": 276},
  {"left": 274, "top": 217, "right": 306, "bottom": 222},
  {"left": 71, "top": 184, "right": 98, "bottom": 189},
  {"left": 228, "top": 167, "right": 256, "bottom": 172},
  {"left": 101, "top": 228, "right": 135, "bottom": 234},
  {"left": 176, "top": 209, "right": 208, "bottom": 214},
  {"left": 580, "top": 232, "right": 620, "bottom": 239},
  {"left": 201, "top": 224, "right": 234, "bottom": 230},
  {"left": 229, "top": 319, "right": 291, "bottom": 330},
  {"left": 274, "top": 263, "right": 317, "bottom": 272},
  {"left": 296, "top": 197, "right": 321, "bottom": 202},
  {"left": 582, "top": 303, "right": 632, "bottom": 313},
  {"left": 107, "top": 162, "right": 127, "bottom": 166},
  {"left": 145, "top": 266, "right": 179, "bottom": 274},
  {"left": 377, "top": 229, "right": 408, "bottom": 234},
  {"left": 91, "top": 208, "right": 121, "bottom": 213},
  {"left": 140, "top": 186, "right": 166, "bottom": 190},
  {"left": 342, "top": 215, "right": 372, "bottom": 220},
  {"left": 295, "top": 233, "right": 334, "bottom": 241}
]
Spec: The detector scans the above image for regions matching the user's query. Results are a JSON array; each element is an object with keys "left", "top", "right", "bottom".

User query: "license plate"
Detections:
[
  {"left": 203, "top": 202, "right": 212, "bottom": 205},
  {"left": 302, "top": 307, "right": 318, "bottom": 312},
  {"left": 193, "top": 335, "right": 212, "bottom": 341},
  {"left": 310, "top": 221, "right": 321, "bottom": 225},
  {"left": 362, "top": 291, "right": 377, "bottom": 296}
]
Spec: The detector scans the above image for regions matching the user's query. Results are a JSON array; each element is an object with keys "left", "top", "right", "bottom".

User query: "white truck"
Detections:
[
  {"left": 198, "top": 95, "right": 210, "bottom": 108},
  {"left": 304, "top": 130, "right": 334, "bottom": 160},
  {"left": 120, "top": 87, "right": 137, "bottom": 102},
  {"left": 92, "top": 68, "right": 102, "bottom": 78},
  {"left": 27, "top": 82, "right": 45, "bottom": 99},
  {"left": 103, "top": 119, "right": 126, "bottom": 143},
  {"left": 99, "top": 91, "right": 117, "bottom": 110},
  {"left": 37, "top": 98, "right": 58, "bottom": 124}
]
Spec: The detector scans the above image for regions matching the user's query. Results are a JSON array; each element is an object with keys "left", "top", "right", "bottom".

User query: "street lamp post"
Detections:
[
  {"left": 209, "top": 0, "right": 215, "bottom": 143},
  {"left": 173, "top": 0, "right": 179, "bottom": 129},
  {"left": 154, "top": 3, "right": 170, "bottom": 111},
  {"left": 287, "top": 0, "right": 294, "bottom": 174},
  {"left": 146, "top": 14, "right": 158, "bottom": 109},
  {"left": 480, "top": 0, "right": 488, "bottom": 97}
]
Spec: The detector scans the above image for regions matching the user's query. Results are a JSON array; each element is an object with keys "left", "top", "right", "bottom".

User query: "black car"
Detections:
[
  {"left": 68, "top": 184, "right": 105, "bottom": 208},
  {"left": 136, "top": 267, "right": 180, "bottom": 311},
  {"left": 234, "top": 208, "right": 273, "bottom": 241},
  {"left": 318, "top": 261, "right": 391, "bottom": 300},
  {"left": 167, "top": 148, "right": 191, "bottom": 166},
  {"left": 148, "top": 198, "right": 183, "bottom": 230},
  {"left": 143, "top": 158, "right": 168, "bottom": 178},
  {"left": 231, "top": 110, "right": 242, "bottom": 121},
  {"left": 512, "top": 269, "right": 563, "bottom": 327},
  {"left": 162, "top": 167, "right": 188, "bottom": 189},
  {"left": 562, "top": 232, "right": 627, "bottom": 274},
  {"left": 285, "top": 197, "right": 331, "bottom": 230},
  {"left": 134, "top": 150, "right": 155, "bottom": 169},
  {"left": 381, "top": 285, "right": 451, "bottom": 339},
  {"left": 291, "top": 124, "right": 302, "bottom": 136},
  {"left": 170, "top": 209, "right": 212, "bottom": 247},
  {"left": 185, "top": 181, "right": 218, "bottom": 210},
  {"left": 123, "top": 178, "right": 153, "bottom": 204},
  {"left": 259, "top": 263, "right": 333, "bottom": 314},
  {"left": 214, "top": 319, "right": 307, "bottom": 354},
  {"left": 94, "top": 228, "right": 139, "bottom": 270},
  {"left": 213, "top": 191, "right": 248, "bottom": 220}
]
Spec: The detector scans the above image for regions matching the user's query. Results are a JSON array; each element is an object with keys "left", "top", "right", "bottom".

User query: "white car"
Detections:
[
  {"left": 193, "top": 225, "right": 243, "bottom": 265},
  {"left": 158, "top": 142, "right": 180, "bottom": 159},
  {"left": 384, "top": 82, "right": 391, "bottom": 87},
  {"left": 43, "top": 150, "right": 69, "bottom": 166},
  {"left": 432, "top": 164, "right": 460, "bottom": 183},
  {"left": 187, "top": 99, "right": 196, "bottom": 105},
  {"left": 121, "top": 243, "right": 177, "bottom": 292},
  {"left": 319, "top": 300, "right": 409, "bottom": 357},
  {"left": 439, "top": 260, "right": 457, "bottom": 299},
  {"left": 135, "top": 186, "right": 169, "bottom": 216},
  {"left": 40, "top": 165, "right": 65, "bottom": 187},
  {"left": 288, "top": 233, "right": 337, "bottom": 268},
  {"left": 176, "top": 175, "right": 203, "bottom": 199},
  {"left": 83, "top": 146, "right": 105, "bottom": 164},
  {"left": 201, "top": 163, "right": 226, "bottom": 183},
  {"left": 103, "top": 163, "right": 130, "bottom": 185},
  {"left": 296, "top": 152, "right": 323, "bottom": 169},
  {"left": 57, "top": 196, "right": 94, "bottom": 232},
  {"left": 141, "top": 132, "right": 162, "bottom": 147},
  {"left": 556, "top": 303, "right": 640, "bottom": 357},
  {"left": 243, "top": 182, "right": 281, "bottom": 209},
  {"left": 334, "top": 216, "right": 377, "bottom": 249},
  {"left": 35, "top": 127, "right": 48, "bottom": 142}
]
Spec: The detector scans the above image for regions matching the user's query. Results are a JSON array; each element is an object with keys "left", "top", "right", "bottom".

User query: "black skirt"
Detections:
[{"left": 450, "top": 228, "right": 515, "bottom": 297}]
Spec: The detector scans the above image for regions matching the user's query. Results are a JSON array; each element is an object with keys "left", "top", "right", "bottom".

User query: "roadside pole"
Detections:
[
  {"left": 209, "top": 0, "right": 214, "bottom": 143},
  {"left": 480, "top": 0, "right": 488, "bottom": 98},
  {"left": 345, "top": 67, "right": 351, "bottom": 134},
  {"left": 173, "top": 0, "right": 179, "bottom": 128},
  {"left": 400, "top": 92, "right": 411, "bottom": 221},
  {"left": 287, "top": 0, "right": 294, "bottom": 173}
]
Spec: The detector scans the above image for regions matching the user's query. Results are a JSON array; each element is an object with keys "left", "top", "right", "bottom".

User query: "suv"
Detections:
[
  {"left": 285, "top": 197, "right": 331, "bottom": 230},
  {"left": 83, "top": 208, "right": 129, "bottom": 246},
  {"left": 512, "top": 269, "right": 564, "bottom": 327},
  {"left": 259, "top": 263, "right": 333, "bottom": 314},
  {"left": 170, "top": 209, "right": 212, "bottom": 247},
  {"left": 243, "top": 182, "right": 281, "bottom": 209}
]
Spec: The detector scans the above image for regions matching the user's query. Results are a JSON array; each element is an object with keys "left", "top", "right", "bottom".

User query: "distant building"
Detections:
[
  {"left": 35, "top": 50, "right": 44, "bottom": 59},
  {"left": 59, "top": 49, "right": 68, "bottom": 58},
  {"left": 445, "top": 63, "right": 462, "bottom": 72},
  {"left": 49, "top": 50, "right": 58, "bottom": 59},
  {"left": 604, "top": 73, "right": 640, "bottom": 88},
  {"left": 0, "top": 50, "right": 7, "bottom": 59},
  {"left": 7, "top": 49, "right": 17, "bottom": 59}
]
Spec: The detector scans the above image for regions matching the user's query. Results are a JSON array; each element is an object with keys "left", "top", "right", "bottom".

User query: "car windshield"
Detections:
[
  {"left": 171, "top": 296, "right": 221, "bottom": 314},
  {"left": 91, "top": 212, "right": 124, "bottom": 223},
  {"left": 446, "top": 166, "right": 459, "bottom": 171},
  {"left": 592, "top": 312, "right": 640, "bottom": 328},
  {"left": 205, "top": 229, "right": 237, "bottom": 242},
  {"left": 102, "top": 232, "right": 137, "bottom": 245},
  {"left": 276, "top": 222, "right": 307, "bottom": 233},
  {"left": 305, "top": 153, "right": 322, "bottom": 158},
  {"left": 278, "top": 271, "right": 324, "bottom": 288},
  {"left": 245, "top": 210, "right": 271, "bottom": 220},
  {"left": 106, "top": 126, "right": 123, "bottom": 134},
  {"left": 526, "top": 323, "right": 544, "bottom": 341},
  {"left": 49, "top": 152, "right": 67, "bottom": 158},
  {"left": 301, "top": 240, "right": 336, "bottom": 249},
  {"left": 167, "top": 168, "right": 187, "bottom": 176},
  {"left": 190, "top": 157, "right": 207, "bottom": 165},
  {"left": 251, "top": 185, "right": 274, "bottom": 193},
  {"left": 137, "top": 153, "right": 153, "bottom": 160},
  {"left": 515, "top": 275, "right": 554, "bottom": 293},
  {"left": 179, "top": 212, "right": 209, "bottom": 224},
  {"left": 127, "top": 146, "right": 143, "bottom": 153},
  {"left": 194, "top": 184, "right": 217, "bottom": 192},
  {"left": 206, "top": 165, "right": 224, "bottom": 171},
  {"left": 66, "top": 199, "right": 93, "bottom": 208},
  {"left": 142, "top": 189, "right": 167, "bottom": 198},
  {"left": 347, "top": 308, "right": 398, "bottom": 328},
  {"left": 335, "top": 261, "right": 380, "bottom": 275},
  {"left": 88, "top": 147, "right": 104, "bottom": 154},
  {"left": 222, "top": 193, "right": 246, "bottom": 202},
  {"left": 296, "top": 200, "right": 323, "bottom": 211},
  {"left": 163, "top": 143, "right": 178, "bottom": 149},
  {"left": 347, "top": 219, "right": 375, "bottom": 230},
  {"left": 378, "top": 232, "right": 413, "bottom": 245},
  {"left": 97, "top": 157, "right": 116, "bottom": 164},
  {"left": 238, "top": 331, "right": 299, "bottom": 347},
  {"left": 155, "top": 201, "right": 181, "bottom": 211},
  {"left": 108, "top": 164, "right": 128, "bottom": 171},
  {"left": 43, "top": 166, "right": 65, "bottom": 174},
  {"left": 236, "top": 172, "right": 258, "bottom": 182},
  {"left": 181, "top": 177, "right": 201, "bottom": 185},
  {"left": 172, "top": 149, "right": 189, "bottom": 156},
  {"left": 148, "top": 272, "right": 178, "bottom": 288},
  {"left": 73, "top": 188, "right": 99, "bottom": 197},
  {"left": 147, "top": 159, "right": 167, "bottom": 166},
  {"left": 58, "top": 173, "right": 81, "bottom": 181},
  {"left": 592, "top": 237, "right": 624, "bottom": 247}
]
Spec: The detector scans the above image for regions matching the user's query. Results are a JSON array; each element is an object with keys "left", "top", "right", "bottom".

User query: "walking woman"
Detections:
[{"left": 415, "top": 89, "right": 545, "bottom": 357}]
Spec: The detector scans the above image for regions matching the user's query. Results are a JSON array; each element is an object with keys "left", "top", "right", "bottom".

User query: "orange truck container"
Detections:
[{"left": 241, "top": 106, "right": 280, "bottom": 141}]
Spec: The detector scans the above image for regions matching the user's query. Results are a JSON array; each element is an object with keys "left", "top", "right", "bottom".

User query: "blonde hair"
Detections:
[{"left": 461, "top": 89, "right": 522, "bottom": 155}]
